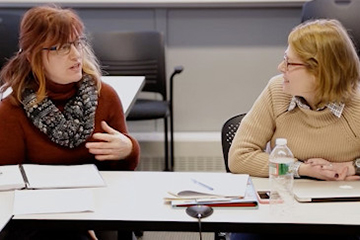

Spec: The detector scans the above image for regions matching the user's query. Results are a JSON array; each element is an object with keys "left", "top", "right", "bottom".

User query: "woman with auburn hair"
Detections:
[
  {"left": 229, "top": 19, "right": 360, "bottom": 240},
  {"left": 0, "top": 5, "right": 139, "bottom": 240}
]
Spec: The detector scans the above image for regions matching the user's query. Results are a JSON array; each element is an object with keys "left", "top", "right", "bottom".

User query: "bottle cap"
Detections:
[{"left": 275, "top": 138, "right": 287, "bottom": 145}]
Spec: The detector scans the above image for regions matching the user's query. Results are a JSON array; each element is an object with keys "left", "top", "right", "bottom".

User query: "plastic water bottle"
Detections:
[{"left": 269, "top": 138, "right": 295, "bottom": 216}]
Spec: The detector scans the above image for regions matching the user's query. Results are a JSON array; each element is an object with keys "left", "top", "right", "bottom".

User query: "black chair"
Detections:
[
  {"left": 301, "top": 0, "right": 360, "bottom": 56},
  {"left": 213, "top": 113, "right": 247, "bottom": 240},
  {"left": 221, "top": 113, "right": 246, "bottom": 173},
  {"left": 90, "top": 31, "right": 183, "bottom": 172},
  {"left": 0, "top": 12, "right": 21, "bottom": 70}
]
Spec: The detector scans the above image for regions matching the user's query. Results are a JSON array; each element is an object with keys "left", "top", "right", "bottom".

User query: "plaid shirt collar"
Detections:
[{"left": 288, "top": 96, "right": 345, "bottom": 118}]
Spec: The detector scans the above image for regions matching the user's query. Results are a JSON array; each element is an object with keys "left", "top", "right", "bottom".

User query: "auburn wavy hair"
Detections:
[
  {"left": 288, "top": 19, "right": 360, "bottom": 105},
  {"left": 0, "top": 5, "right": 101, "bottom": 104}
]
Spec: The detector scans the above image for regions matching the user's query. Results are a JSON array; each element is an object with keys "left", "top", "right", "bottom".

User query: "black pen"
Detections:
[{"left": 191, "top": 178, "right": 214, "bottom": 191}]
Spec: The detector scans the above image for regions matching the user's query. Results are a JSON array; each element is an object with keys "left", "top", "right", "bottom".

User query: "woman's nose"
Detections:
[
  {"left": 278, "top": 60, "right": 286, "bottom": 73},
  {"left": 69, "top": 44, "right": 81, "bottom": 58}
]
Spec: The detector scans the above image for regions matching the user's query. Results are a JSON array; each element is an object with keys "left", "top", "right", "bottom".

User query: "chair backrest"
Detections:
[
  {"left": 90, "top": 31, "right": 167, "bottom": 100},
  {"left": 301, "top": 0, "right": 360, "bottom": 55},
  {"left": 221, "top": 113, "right": 246, "bottom": 172},
  {"left": 0, "top": 12, "right": 20, "bottom": 70}
]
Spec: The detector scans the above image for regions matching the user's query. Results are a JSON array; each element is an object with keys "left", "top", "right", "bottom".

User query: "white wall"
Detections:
[
  {"left": 80, "top": 7, "right": 303, "bottom": 133},
  {"left": 0, "top": 4, "right": 304, "bottom": 133}
]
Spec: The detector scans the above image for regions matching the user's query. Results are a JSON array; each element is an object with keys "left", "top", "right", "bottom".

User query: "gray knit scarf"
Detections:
[{"left": 22, "top": 74, "right": 98, "bottom": 148}]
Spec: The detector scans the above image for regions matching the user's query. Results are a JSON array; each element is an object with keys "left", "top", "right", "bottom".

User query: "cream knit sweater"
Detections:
[{"left": 228, "top": 74, "right": 360, "bottom": 177}]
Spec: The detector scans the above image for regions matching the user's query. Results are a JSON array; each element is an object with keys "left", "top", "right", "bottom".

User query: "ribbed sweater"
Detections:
[
  {"left": 229, "top": 74, "right": 360, "bottom": 177},
  {"left": 0, "top": 80, "right": 140, "bottom": 171}
]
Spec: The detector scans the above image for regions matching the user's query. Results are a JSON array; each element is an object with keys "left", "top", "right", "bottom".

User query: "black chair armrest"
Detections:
[{"left": 169, "top": 65, "right": 184, "bottom": 103}]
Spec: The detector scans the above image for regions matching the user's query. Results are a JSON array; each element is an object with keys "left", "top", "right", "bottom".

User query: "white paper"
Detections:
[
  {"left": 22, "top": 164, "right": 106, "bottom": 189},
  {"left": 13, "top": 189, "right": 94, "bottom": 215},
  {"left": 169, "top": 173, "right": 249, "bottom": 198},
  {"left": 0, "top": 165, "right": 26, "bottom": 191}
]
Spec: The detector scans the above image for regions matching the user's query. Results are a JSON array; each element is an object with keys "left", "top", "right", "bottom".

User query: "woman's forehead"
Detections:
[{"left": 44, "top": 31, "right": 81, "bottom": 46}]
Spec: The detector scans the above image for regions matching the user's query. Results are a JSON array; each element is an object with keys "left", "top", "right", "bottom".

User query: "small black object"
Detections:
[
  {"left": 186, "top": 205, "right": 213, "bottom": 240},
  {"left": 186, "top": 205, "right": 213, "bottom": 219}
]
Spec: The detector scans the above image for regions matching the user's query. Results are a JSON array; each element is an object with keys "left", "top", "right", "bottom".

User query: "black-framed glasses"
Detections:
[
  {"left": 42, "top": 37, "right": 86, "bottom": 56},
  {"left": 283, "top": 55, "right": 308, "bottom": 71}
]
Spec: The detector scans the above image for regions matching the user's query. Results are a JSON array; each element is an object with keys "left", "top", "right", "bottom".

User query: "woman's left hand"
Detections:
[
  {"left": 305, "top": 158, "right": 360, "bottom": 181},
  {"left": 85, "top": 121, "right": 133, "bottom": 161}
]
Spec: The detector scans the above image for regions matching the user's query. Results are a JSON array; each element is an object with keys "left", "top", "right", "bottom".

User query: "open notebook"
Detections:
[
  {"left": 294, "top": 180, "right": 360, "bottom": 203},
  {"left": 0, "top": 164, "right": 106, "bottom": 191},
  {"left": 164, "top": 173, "right": 258, "bottom": 208},
  {"left": 170, "top": 177, "right": 258, "bottom": 208}
]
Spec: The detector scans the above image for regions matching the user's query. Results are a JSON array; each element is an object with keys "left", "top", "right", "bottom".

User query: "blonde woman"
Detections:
[
  {"left": 230, "top": 19, "right": 360, "bottom": 181},
  {"left": 229, "top": 18, "right": 360, "bottom": 240}
]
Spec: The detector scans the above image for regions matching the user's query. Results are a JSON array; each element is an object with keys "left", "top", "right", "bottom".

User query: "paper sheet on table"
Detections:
[
  {"left": 0, "top": 165, "right": 26, "bottom": 191},
  {"left": 13, "top": 189, "right": 94, "bottom": 215},
  {"left": 167, "top": 174, "right": 249, "bottom": 199},
  {"left": 22, "top": 164, "right": 106, "bottom": 189}
]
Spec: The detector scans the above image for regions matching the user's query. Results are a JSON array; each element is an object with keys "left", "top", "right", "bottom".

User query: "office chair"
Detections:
[
  {"left": 213, "top": 113, "right": 247, "bottom": 240},
  {"left": 301, "top": 0, "right": 360, "bottom": 56},
  {"left": 90, "top": 31, "right": 183, "bottom": 172},
  {"left": 0, "top": 12, "right": 20, "bottom": 70},
  {"left": 221, "top": 113, "right": 246, "bottom": 173}
]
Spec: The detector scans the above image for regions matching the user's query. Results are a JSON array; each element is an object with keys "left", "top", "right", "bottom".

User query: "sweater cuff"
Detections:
[{"left": 291, "top": 160, "right": 302, "bottom": 178}]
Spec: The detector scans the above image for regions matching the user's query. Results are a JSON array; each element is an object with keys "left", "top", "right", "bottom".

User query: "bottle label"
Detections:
[{"left": 269, "top": 162, "right": 289, "bottom": 176}]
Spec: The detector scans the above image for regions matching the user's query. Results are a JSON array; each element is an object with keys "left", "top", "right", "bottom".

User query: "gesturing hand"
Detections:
[{"left": 85, "top": 121, "right": 133, "bottom": 161}]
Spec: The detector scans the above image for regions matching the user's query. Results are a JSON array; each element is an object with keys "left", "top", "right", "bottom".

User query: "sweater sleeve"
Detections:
[
  {"left": 0, "top": 98, "right": 26, "bottom": 165},
  {"left": 94, "top": 83, "right": 140, "bottom": 171},
  {"left": 228, "top": 75, "right": 290, "bottom": 177}
]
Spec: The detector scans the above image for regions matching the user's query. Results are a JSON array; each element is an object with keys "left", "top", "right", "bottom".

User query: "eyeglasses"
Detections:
[
  {"left": 283, "top": 56, "right": 308, "bottom": 72},
  {"left": 42, "top": 38, "right": 86, "bottom": 56}
]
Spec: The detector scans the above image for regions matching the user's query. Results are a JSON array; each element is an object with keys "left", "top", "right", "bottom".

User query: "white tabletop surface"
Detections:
[
  {"left": 101, "top": 76, "right": 145, "bottom": 117},
  {"left": 0, "top": 191, "right": 14, "bottom": 232},
  {"left": 7, "top": 171, "right": 360, "bottom": 234}
]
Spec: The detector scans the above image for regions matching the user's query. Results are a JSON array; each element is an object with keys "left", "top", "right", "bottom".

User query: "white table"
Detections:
[
  {"left": 101, "top": 76, "right": 145, "bottom": 116},
  {"left": 0, "top": 191, "right": 14, "bottom": 233},
  {"left": 6, "top": 171, "right": 360, "bottom": 236}
]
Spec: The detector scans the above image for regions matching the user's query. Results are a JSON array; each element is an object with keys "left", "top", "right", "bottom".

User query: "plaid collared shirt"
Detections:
[{"left": 288, "top": 96, "right": 345, "bottom": 118}]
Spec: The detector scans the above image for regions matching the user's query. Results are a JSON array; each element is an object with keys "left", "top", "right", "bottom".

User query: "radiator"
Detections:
[{"left": 132, "top": 132, "right": 226, "bottom": 172}]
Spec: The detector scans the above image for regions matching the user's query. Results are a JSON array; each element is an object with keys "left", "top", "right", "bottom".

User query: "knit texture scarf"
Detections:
[{"left": 22, "top": 74, "right": 98, "bottom": 148}]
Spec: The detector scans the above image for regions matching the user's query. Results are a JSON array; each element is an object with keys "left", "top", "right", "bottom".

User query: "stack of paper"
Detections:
[{"left": 165, "top": 173, "right": 258, "bottom": 208}]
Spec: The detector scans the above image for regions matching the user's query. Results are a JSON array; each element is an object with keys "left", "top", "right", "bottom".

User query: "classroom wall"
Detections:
[
  {"left": 80, "top": 7, "right": 303, "bottom": 133},
  {"left": 0, "top": 3, "right": 304, "bottom": 133},
  {"left": 0, "top": 2, "right": 305, "bottom": 170}
]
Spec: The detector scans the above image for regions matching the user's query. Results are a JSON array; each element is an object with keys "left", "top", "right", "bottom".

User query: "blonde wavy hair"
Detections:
[
  {"left": 0, "top": 5, "right": 102, "bottom": 104},
  {"left": 289, "top": 19, "right": 360, "bottom": 105}
]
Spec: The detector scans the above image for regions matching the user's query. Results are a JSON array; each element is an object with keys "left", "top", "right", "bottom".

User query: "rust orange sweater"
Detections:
[{"left": 0, "top": 80, "right": 140, "bottom": 171}]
